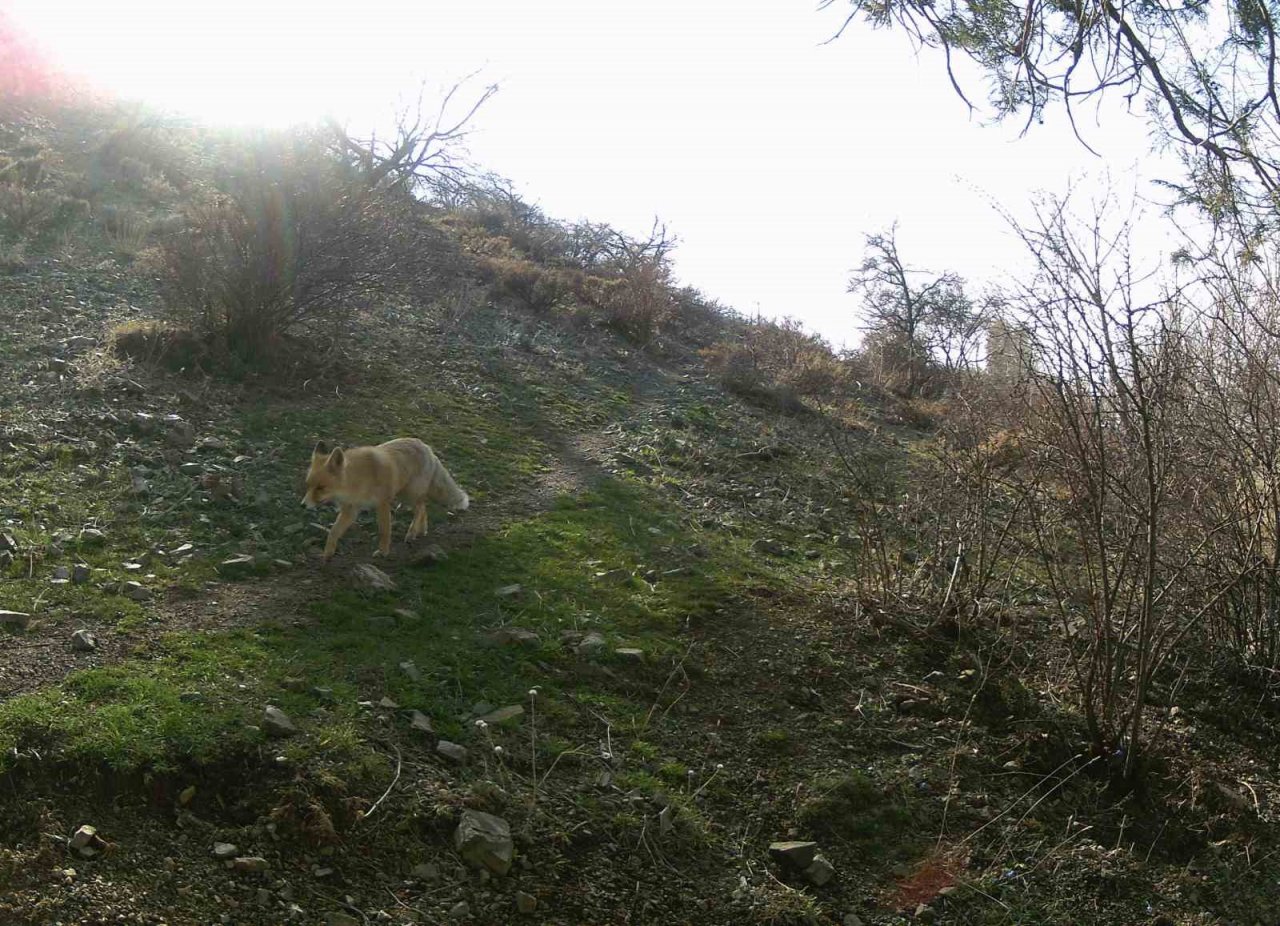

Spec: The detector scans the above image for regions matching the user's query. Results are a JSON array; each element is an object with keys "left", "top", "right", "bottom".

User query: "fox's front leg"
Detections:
[
  {"left": 323, "top": 504, "right": 358, "bottom": 561},
  {"left": 373, "top": 500, "right": 393, "bottom": 557}
]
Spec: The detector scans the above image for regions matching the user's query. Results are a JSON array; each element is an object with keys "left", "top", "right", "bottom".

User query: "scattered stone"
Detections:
[
  {"left": 72, "top": 563, "right": 91, "bottom": 584},
  {"left": 494, "top": 583, "right": 523, "bottom": 598},
  {"left": 0, "top": 532, "right": 16, "bottom": 552},
  {"left": 51, "top": 565, "right": 71, "bottom": 582},
  {"left": 180, "top": 462, "right": 203, "bottom": 476},
  {"left": 70, "top": 629, "right": 97, "bottom": 652},
  {"left": 399, "top": 660, "right": 422, "bottom": 683},
  {"left": 408, "top": 710, "right": 435, "bottom": 735},
  {"left": 576, "top": 632, "right": 607, "bottom": 656},
  {"left": 454, "top": 809, "right": 514, "bottom": 875},
  {"left": 170, "top": 543, "right": 195, "bottom": 558},
  {"left": 769, "top": 840, "right": 818, "bottom": 870},
  {"left": 352, "top": 563, "right": 395, "bottom": 591},
  {"left": 410, "top": 862, "right": 440, "bottom": 882},
  {"left": 436, "top": 740, "right": 468, "bottom": 764},
  {"left": 212, "top": 842, "right": 239, "bottom": 860},
  {"left": 178, "top": 785, "right": 196, "bottom": 806},
  {"left": 70, "top": 825, "right": 106, "bottom": 856},
  {"left": 324, "top": 914, "right": 359, "bottom": 926},
  {"left": 122, "top": 581, "right": 151, "bottom": 601},
  {"left": 752, "top": 538, "right": 788, "bottom": 557},
  {"left": 914, "top": 904, "right": 936, "bottom": 922},
  {"left": 805, "top": 854, "right": 836, "bottom": 886},
  {"left": 179, "top": 691, "right": 205, "bottom": 704},
  {"left": 233, "top": 856, "right": 270, "bottom": 874},
  {"left": 378, "top": 696, "right": 399, "bottom": 709},
  {"left": 516, "top": 891, "right": 537, "bottom": 915},
  {"left": 614, "top": 647, "right": 645, "bottom": 663},
  {"left": 477, "top": 704, "right": 524, "bottom": 727},
  {"left": 489, "top": 627, "right": 541, "bottom": 648},
  {"left": 218, "top": 554, "right": 256, "bottom": 576},
  {"left": 448, "top": 901, "right": 470, "bottom": 920},
  {"left": 310, "top": 686, "right": 335, "bottom": 703},
  {"left": 594, "top": 568, "right": 632, "bottom": 583},
  {"left": 659, "top": 805, "right": 674, "bottom": 836},
  {"left": 78, "top": 528, "right": 107, "bottom": 545},
  {"left": 262, "top": 705, "right": 298, "bottom": 738},
  {"left": 0, "top": 610, "right": 32, "bottom": 630}
]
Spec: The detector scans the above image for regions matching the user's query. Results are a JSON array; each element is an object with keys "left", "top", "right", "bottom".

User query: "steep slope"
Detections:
[{"left": 1, "top": 100, "right": 1278, "bottom": 926}]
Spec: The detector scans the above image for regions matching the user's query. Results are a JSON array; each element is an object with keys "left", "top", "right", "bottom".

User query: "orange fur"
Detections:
[{"left": 302, "top": 437, "right": 469, "bottom": 560}]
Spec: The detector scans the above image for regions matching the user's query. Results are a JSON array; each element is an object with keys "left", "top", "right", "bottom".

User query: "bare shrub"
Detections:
[
  {"left": 158, "top": 130, "right": 448, "bottom": 359},
  {"left": 479, "top": 256, "right": 569, "bottom": 313},
  {"left": 1172, "top": 242, "right": 1280, "bottom": 674},
  {"left": 99, "top": 204, "right": 151, "bottom": 259},
  {"left": 578, "top": 259, "right": 676, "bottom": 344},
  {"left": 704, "top": 316, "right": 844, "bottom": 408},
  {"left": 1003, "top": 195, "right": 1211, "bottom": 781},
  {"left": 0, "top": 182, "right": 79, "bottom": 240},
  {"left": 109, "top": 319, "right": 208, "bottom": 372}
]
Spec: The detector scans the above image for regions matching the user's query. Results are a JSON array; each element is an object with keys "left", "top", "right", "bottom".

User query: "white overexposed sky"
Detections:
[{"left": 4, "top": 0, "right": 1176, "bottom": 346}]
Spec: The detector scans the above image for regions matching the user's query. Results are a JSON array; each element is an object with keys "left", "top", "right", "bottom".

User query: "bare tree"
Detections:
[
  {"left": 849, "top": 225, "right": 981, "bottom": 396},
  {"left": 329, "top": 77, "right": 497, "bottom": 195}
]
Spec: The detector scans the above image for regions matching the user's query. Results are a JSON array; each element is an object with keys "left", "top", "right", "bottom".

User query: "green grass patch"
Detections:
[{"left": 0, "top": 476, "right": 751, "bottom": 779}]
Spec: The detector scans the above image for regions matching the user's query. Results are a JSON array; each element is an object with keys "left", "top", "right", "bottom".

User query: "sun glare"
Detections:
[
  {"left": 1, "top": 0, "right": 1167, "bottom": 343},
  {"left": 4, "top": 0, "right": 437, "bottom": 127}
]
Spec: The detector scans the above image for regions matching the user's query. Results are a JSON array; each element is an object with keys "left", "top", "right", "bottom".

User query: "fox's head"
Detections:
[{"left": 302, "top": 441, "right": 345, "bottom": 508}]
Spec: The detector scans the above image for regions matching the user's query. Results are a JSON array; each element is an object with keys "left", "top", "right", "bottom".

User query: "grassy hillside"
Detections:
[{"left": 1, "top": 97, "right": 1278, "bottom": 926}]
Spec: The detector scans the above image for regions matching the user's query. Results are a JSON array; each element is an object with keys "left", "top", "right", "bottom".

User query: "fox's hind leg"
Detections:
[{"left": 405, "top": 501, "right": 427, "bottom": 541}]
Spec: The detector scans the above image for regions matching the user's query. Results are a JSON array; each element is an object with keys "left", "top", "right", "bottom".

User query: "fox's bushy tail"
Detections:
[{"left": 431, "top": 458, "right": 470, "bottom": 511}]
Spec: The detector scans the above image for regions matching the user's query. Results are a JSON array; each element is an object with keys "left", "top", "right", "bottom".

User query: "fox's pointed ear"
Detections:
[
  {"left": 313, "top": 441, "right": 329, "bottom": 457},
  {"left": 327, "top": 447, "right": 345, "bottom": 470}
]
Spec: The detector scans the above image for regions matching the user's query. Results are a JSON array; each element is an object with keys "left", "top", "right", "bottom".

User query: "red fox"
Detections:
[{"left": 302, "top": 438, "right": 470, "bottom": 560}]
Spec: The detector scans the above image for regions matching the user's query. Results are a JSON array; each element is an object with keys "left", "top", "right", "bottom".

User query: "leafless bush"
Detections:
[
  {"left": 1173, "top": 239, "right": 1280, "bottom": 674},
  {"left": 480, "top": 256, "right": 570, "bottom": 313},
  {"left": 99, "top": 204, "right": 151, "bottom": 259},
  {"left": 158, "top": 130, "right": 452, "bottom": 359},
  {"left": 0, "top": 180, "right": 81, "bottom": 240},
  {"left": 578, "top": 259, "right": 677, "bottom": 344},
  {"left": 1002, "top": 195, "right": 1214, "bottom": 781},
  {"left": 704, "top": 316, "right": 844, "bottom": 408}
]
